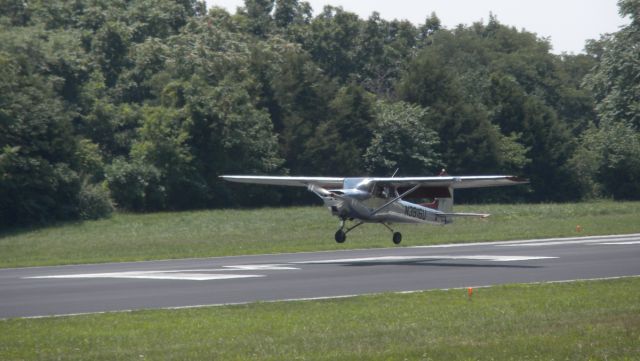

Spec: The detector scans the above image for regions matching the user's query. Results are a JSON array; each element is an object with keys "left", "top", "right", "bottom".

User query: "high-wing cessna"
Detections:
[{"left": 221, "top": 173, "right": 528, "bottom": 244}]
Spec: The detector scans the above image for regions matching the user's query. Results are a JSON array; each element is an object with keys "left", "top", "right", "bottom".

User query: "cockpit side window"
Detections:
[
  {"left": 371, "top": 184, "right": 397, "bottom": 198},
  {"left": 372, "top": 183, "right": 384, "bottom": 197}
]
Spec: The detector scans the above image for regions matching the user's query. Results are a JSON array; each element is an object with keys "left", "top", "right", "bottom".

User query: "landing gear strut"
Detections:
[
  {"left": 334, "top": 219, "right": 364, "bottom": 243},
  {"left": 382, "top": 223, "right": 402, "bottom": 245}
]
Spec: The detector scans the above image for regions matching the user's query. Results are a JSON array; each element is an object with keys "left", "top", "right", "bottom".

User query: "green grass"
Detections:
[
  {"left": 1, "top": 277, "right": 638, "bottom": 360},
  {"left": 1, "top": 201, "right": 640, "bottom": 268}
]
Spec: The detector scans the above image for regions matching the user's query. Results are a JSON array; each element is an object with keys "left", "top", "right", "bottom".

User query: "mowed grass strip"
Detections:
[
  {"left": 1, "top": 277, "right": 639, "bottom": 360},
  {"left": 1, "top": 201, "right": 640, "bottom": 268}
]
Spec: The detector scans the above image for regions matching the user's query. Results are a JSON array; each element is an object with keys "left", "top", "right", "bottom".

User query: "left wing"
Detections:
[{"left": 221, "top": 175, "right": 344, "bottom": 189}]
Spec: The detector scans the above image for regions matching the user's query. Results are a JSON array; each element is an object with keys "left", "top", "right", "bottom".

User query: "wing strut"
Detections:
[{"left": 370, "top": 184, "right": 421, "bottom": 216}]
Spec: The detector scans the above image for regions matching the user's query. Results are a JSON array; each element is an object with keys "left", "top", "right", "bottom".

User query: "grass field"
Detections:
[
  {"left": 1, "top": 277, "right": 638, "bottom": 360},
  {"left": 1, "top": 201, "right": 640, "bottom": 268},
  {"left": 2, "top": 202, "right": 639, "bottom": 360}
]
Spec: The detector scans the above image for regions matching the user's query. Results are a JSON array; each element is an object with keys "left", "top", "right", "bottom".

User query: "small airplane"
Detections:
[{"left": 221, "top": 171, "right": 528, "bottom": 244}]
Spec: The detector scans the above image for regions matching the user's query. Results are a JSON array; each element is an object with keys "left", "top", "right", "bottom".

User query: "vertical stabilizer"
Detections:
[{"left": 436, "top": 186, "right": 454, "bottom": 213}]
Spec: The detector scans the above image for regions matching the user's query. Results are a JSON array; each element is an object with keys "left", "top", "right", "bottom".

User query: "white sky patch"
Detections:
[
  {"left": 205, "top": 0, "right": 628, "bottom": 54},
  {"left": 294, "top": 255, "right": 557, "bottom": 264}
]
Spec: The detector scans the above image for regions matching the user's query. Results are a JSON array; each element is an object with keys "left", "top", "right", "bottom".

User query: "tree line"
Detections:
[{"left": 1, "top": 0, "right": 639, "bottom": 228}]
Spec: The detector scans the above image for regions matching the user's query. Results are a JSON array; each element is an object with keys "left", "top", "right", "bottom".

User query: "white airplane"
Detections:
[{"left": 221, "top": 172, "right": 528, "bottom": 244}]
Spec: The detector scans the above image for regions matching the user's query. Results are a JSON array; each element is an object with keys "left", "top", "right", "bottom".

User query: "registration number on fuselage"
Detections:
[{"left": 404, "top": 205, "right": 430, "bottom": 220}]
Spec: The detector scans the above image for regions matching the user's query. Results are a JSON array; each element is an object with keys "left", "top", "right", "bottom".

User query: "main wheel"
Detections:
[
  {"left": 392, "top": 232, "right": 402, "bottom": 245},
  {"left": 335, "top": 229, "right": 346, "bottom": 243}
]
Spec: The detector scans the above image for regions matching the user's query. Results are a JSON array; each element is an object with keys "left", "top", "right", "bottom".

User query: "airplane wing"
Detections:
[
  {"left": 369, "top": 175, "right": 528, "bottom": 189},
  {"left": 222, "top": 175, "right": 528, "bottom": 189},
  {"left": 220, "top": 175, "right": 344, "bottom": 188}
]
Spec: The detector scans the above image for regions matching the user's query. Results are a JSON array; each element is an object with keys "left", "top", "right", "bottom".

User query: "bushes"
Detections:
[
  {"left": 105, "top": 158, "right": 165, "bottom": 211},
  {"left": 78, "top": 181, "right": 114, "bottom": 220}
]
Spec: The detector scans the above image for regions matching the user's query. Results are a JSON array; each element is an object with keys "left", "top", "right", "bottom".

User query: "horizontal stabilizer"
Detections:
[{"left": 440, "top": 212, "right": 490, "bottom": 218}]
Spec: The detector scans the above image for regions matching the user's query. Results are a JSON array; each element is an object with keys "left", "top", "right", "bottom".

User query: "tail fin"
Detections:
[
  {"left": 435, "top": 186, "right": 454, "bottom": 213},
  {"left": 418, "top": 186, "right": 453, "bottom": 212},
  {"left": 437, "top": 187, "right": 491, "bottom": 219}
]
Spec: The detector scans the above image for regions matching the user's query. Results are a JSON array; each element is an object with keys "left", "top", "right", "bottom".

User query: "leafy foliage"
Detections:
[
  {"left": 585, "top": 0, "right": 640, "bottom": 128},
  {"left": 77, "top": 180, "right": 114, "bottom": 220},
  {"left": 1, "top": 0, "right": 638, "bottom": 227},
  {"left": 570, "top": 121, "right": 640, "bottom": 199},
  {"left": 364, "top": 101, "right": 441, "bottom": 175}
]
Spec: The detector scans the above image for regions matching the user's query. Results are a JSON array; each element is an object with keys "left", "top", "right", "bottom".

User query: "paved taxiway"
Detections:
[{"left": 1, "top": 233, "right": 639, "bottom": 319}]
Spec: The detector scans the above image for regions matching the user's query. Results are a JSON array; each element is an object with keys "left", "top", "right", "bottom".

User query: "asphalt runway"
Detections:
[{"left": 1, "top": 233, "right": 639, "bottom": 319}]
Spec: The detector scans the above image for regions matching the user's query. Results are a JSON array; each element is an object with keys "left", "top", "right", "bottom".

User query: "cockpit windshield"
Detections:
[{"left": 343, "top": 178, "right": 372, "bottom": 192}]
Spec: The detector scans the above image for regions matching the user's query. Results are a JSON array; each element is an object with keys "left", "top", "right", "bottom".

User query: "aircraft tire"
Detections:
[
  {"left": 335, "top": 229, "right": 346, "bottom": 243},
  {"left": 392, "top": 232, "right": 402, "bottom": 245}
]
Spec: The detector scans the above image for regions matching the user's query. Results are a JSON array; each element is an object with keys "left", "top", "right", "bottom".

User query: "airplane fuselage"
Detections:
[
  {"left": 315, "top": 178, "right": 449, "bottom": 225},
  {"left": 331, "top": 196, "right": 448, "bottom": 225}
]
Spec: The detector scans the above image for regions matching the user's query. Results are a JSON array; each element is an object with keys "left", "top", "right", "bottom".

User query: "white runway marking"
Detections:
[
  {"left": 595, "top": 241, "right": 640, "bottom": 245},
  {"left": 224, "top": 264, "right": 300, "bottom": 271},
  {"left": 24, "top": 264, "right": 299, "bottom": 281},
  {"left": 26, "top": 270, "right": 264, "bottom": 281},
  {"left": 496, "top": 235, "right": 640, "bottom": 247},
  {"left": 498, "top": 240, "right": 607, "bottom": 247},
  {"left": 294, "top": 255, "right": 557, "bottom": 264},
  {"left": 416, "top": 233, "right": 640, "bottom": 249},
  {"left": 23, "top": 255, "right": 556, "bottom": 282}
]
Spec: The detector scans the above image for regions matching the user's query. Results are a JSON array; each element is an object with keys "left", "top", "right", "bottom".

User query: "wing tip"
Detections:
[{"left": 506, "top": 176, "right": 529, "bottom": 183}]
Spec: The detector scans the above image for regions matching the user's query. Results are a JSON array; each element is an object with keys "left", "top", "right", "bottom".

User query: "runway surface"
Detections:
[{"left": 1, "top": 233, "right": 639, "bottom": 319}]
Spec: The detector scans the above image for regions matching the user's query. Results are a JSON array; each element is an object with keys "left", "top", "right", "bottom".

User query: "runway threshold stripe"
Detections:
[{"left": 15, "top": 275, "right": 640, "bottom": 320}]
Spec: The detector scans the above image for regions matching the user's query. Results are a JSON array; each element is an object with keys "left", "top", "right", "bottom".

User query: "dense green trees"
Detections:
[
  {"left": 1, "top": 0, "right": 638, "bottom": 227},
  {"left": 574, "top": 0, "right": 640, "bottom": 200},
  {"left": 364, "top": 101, "right": 441, "bottom": 175}
]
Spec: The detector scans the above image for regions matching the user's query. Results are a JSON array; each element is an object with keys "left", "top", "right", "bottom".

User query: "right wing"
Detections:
[
  {"left": 369, "top": 175, "right": 529, "bottom": 189},
  {"left": 368, "top": 175, "right": 528, "bottom": 200},
  {"left": 220, "top": 175, "right": 344, "bottom": 189}
]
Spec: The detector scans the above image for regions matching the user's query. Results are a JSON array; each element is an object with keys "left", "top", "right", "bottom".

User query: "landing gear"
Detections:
[
  {"left": 334, "top": 219, "right": 364, "bottom": 243},
  {"left": 382, "top": 223, "right": 402, "bottom": 245},
  {"left": 334, "top": 219, "right": 402, "bottom": 245}
]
